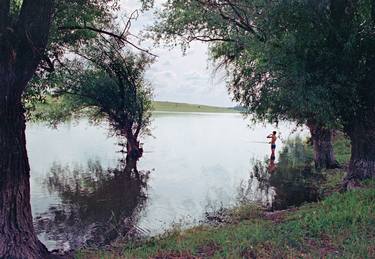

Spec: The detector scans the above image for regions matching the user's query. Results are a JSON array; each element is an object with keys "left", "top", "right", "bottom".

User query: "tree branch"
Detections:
[
  {"left": 58, "top": 24, "right": 158, "bottom": 57},
  {"left": 195, "top": 0, "right": 265, "bottom": 41},
  {"left": 185, "top": 34, "right": 235, "bottom": 43},
  {"left": 15, "top": 0, "right": 54, "bottom": 93},
  {"left": 40, "top": 54, "right": 55, "bottom": 72}
]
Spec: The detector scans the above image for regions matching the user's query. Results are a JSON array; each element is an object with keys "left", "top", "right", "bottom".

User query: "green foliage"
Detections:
[
  {"left": 24, "top": 72, "right": 67, "bottom": 121},
  {"left": 150, "top": 0, "right": 319, "bottom": 124},
  {"left": 49, "top": 0, "right": 119, "bottom": 51},
  {"left": 278, "top": 136, "right": 314, "bottom": 168},
  {"left": 24, "top": 0, "right": 121, "bottom": 109},
  {"left": 10, "top": 0, "right": 22, "bottom": 16},
  {"left": 215, "top": 0, "right": 341, "bottom": 127},
  {"left": 151, "top": 0, "right": 375, "bottom": 131},
  {"left": 33, "top": 38, "right": 154, "bottom": 139},
  {"left": 29, "top": 96, "right": 80, "bottom": 127}
]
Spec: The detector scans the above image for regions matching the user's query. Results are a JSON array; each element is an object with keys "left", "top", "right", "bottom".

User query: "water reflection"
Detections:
[
  {"left": 268, "top": 149, "right": 277, "bottom": 174},
  {"left": 27, "top": 116, "right": 308, "bottom": 250},
  {"left": 34, "top": 158, "right": 149, "bottom": 250},
  {"left": 240, "top": 137, "right": 321, "bottom": 210},
  {"left": 237, "top": 160, "right": 276, "bottom": 207}
]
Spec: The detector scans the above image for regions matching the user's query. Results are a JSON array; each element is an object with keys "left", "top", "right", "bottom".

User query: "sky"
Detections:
[{"left": 119, "top": 0, "right": 235, "bottom": 107}]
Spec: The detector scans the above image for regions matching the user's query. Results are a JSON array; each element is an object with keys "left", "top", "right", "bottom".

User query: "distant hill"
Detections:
[{"left": 152, "top": 101, "right": 238, "bottom": 113}]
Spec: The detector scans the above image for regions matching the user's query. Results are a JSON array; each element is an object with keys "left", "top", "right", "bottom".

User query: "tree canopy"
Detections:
[
  {"left": 24, "top": 0, "right": 151, "bottom": 116},
  {"left": 34, "top": 38, "right": 153, "bottom": 135},
  {"left": 150, "top": 0, "right": 375, "bottom": 181}
]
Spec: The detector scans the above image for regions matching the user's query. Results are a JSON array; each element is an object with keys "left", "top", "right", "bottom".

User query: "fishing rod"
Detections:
[
  {"left": 245, "top": 132, "right": 288, "bottom": 145},
  {"left": 246, "top": 141, "right": 270, "bottom": 144},
  {"left": 118, "top": 150, "right": 154, "bottom": 154}
]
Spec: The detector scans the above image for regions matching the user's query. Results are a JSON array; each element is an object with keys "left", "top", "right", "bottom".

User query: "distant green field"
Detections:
[{"left": 152, "top": 101, "right": 238, "bottom": 113}]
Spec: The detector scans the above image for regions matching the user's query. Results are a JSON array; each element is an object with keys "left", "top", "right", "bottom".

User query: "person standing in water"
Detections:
[
  {"left": 267, "top": 131, "right": 277, "bottom": 153},
  {"left": 267, "top": 131, "right": 277, "bottom": 173}
]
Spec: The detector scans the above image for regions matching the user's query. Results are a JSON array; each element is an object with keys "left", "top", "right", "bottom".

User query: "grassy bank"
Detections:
[
  {"left": 78, "top": 176, "right": 374, "bottom": 258},
  {"left": 152, "top": 101, "right": 238, "bottom": 113}
]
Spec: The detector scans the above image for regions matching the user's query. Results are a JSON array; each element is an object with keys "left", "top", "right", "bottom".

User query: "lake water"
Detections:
[{"left": 27, "top": 112, "right": 305, "bottom": 250}]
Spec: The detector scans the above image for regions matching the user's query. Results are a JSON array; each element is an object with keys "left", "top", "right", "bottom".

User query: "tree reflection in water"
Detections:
[
  {"left": 239, "top": 137, "right": 321, "bottom": 210},
  {"left": 34, "top": 158, "right": 149, "bottom": 250}
]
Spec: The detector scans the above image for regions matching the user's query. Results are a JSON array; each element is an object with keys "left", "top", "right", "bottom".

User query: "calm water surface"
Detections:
[{"left": 27, "top": 112, "right": 304, "bottom": 250}]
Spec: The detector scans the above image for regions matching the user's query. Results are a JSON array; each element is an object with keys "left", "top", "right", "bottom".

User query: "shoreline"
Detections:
[{"left": 76, "top": 168, "right": 375, "bottom": 258}]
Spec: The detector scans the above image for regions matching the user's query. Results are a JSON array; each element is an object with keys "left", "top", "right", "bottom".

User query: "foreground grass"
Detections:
[
  {"left": 78, "top": 176, "right": 375, "bottom": 258},
  {"left": 152, "top": 101, "right": 238, "bottom": 113},
  {"left": 333, "top": 132, "right": 352, "bottom": 165}
]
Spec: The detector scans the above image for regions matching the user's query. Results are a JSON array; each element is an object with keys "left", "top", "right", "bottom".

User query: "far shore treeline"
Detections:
[{"left": 30, "top": 98, "right": 239, "bottom": 118}]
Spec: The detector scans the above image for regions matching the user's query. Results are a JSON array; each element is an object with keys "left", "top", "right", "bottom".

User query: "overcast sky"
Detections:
[{"left": 119, "top": 0, "right": 234, "bottom": 107}]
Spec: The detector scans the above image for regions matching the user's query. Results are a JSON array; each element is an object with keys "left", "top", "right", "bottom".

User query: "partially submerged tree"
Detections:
[
  {"left": 35, "top": 38, "right": 154, "bottom": 167},
  {"left": 149, "top": 0, "right": 340, "bottom": 170}
]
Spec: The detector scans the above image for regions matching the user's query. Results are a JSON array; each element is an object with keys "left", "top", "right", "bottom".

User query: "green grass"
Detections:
[
  {"left": 152, "top": 101, "right": 238, "bottom": 113},
  {"left": 77, "top": 176, "right": 375, "bottom": 258},
  {"left": 333, "top": 132, "right": 352, "bottom": 165}
]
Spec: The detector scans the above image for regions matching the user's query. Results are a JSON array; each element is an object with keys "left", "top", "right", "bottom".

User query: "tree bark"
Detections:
[
  {"left": 117, "top": 126, "right": 141, "bottom": 172},
  {"left": 307, "top": 121, "right": 339, "bottom": 170},
  {"left": 0, "top": 102, "right": 50, "bottom": 258},
  {"left": 345, "top": 121, "right": 375, "bottom": 186},
  {"left": 126, "top": 134, "right": 143, "bottom": 161},
  {"left": 0, "top": 0, "right": 55, "bottom": 257}
]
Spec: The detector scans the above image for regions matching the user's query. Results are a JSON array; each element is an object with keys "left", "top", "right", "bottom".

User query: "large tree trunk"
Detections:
[
  {"left": 307, "top": 121, "right": 339, "bottom": 170},
  {"left": 0, "top": 102, "right": 50, "bottom": 258},
  {"left": 345, "top": 121, "right": 375, "bottom": 186},
  {"left": 0, "top": 0, "right": 54, "bottom": 257}
]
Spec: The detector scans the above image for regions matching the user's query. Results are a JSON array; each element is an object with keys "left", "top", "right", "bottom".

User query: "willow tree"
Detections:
[
  {"left": 318, "top": 0, "right": 375, "bottom": 184},
  {"left": 34, "top": 38, "right": 154, "bottom": 168},
  {"left": 148, "top": 0, "right": 340, "bottom": 170},
  {"left": 0, "top": 0, "right": 139, "bottom": 257},
  {"left": 235, "top": 0, "right": 375, "bottom": 182},
  {"left": 150, "top": 0, "right": 375, "bottom": 184}
]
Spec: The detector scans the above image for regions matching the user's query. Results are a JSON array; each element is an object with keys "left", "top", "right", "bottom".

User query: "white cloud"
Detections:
[{"left": 118, "top": 0, "right": 235, "bottom": 107}]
